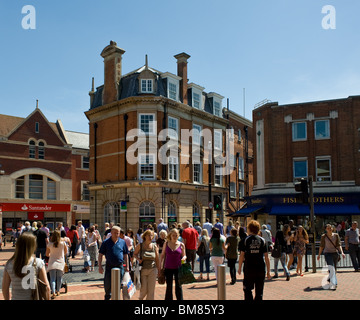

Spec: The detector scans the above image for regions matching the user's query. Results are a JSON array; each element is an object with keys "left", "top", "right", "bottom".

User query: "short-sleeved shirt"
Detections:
[
  {"left": 214, "top": 222, "right": 224, "bottom": 235},
  {"left": 225, "top": 236, "right": 240, "bottom": 259},
  {"left": 99, "top": 237, "right": 129, "bottom": 269},
  {"left": 33, "top": 229, "right": 48, "bottom": 249},
  {"left": 345, "top": 228, "right": 360, "bottom": 245},
  {"left": 5, "top": 257, "right": 44, "bottom": 300},
  {"left": 239, "top": 235, "right": 267, "bottom": 273},
  {"left": 181, "top": 228, "right": 199, "bottom": 250}
]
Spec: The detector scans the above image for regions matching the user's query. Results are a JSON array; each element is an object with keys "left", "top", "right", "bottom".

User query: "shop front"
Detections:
[
  {"left": 1, "top": 202, "right": 71, "bottom": 234},
  {"left": 242, "top": 193, "right": 360, "bottom": 239}
]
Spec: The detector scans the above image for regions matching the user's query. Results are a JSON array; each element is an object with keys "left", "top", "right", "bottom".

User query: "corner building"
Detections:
[{"left": 85, "top": 41, "right": 253, "bottom": 232}]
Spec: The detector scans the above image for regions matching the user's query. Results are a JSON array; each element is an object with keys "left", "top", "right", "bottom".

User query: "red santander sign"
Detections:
[{"left": 1, "top": 203, "right": 70, "bottom": 212}]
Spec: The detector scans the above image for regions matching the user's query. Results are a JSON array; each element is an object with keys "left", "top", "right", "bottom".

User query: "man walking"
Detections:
[
  {"left": 238, "top": 220, "right": 270, "bottom": 301},
  {"left": 203, "top": 218, "right": 213, "bottom": 237},
  {"left": 181, "top": 221, "right": 199, "bottom": 272},
  {"left": 214, "top": 218, "right": 224, "bottom": 236},
  {"left": 98, "top": 226, "right": 129, "bottom": 300},
  {"left": 157, "top": 218, "right": 169, "bottom": 234},
  {"left": 34, "top": 221, "right": 49, "bottom": 259},
  {"left": 345, "top": 221, "right": 360, "bottom": 272},
  {"left": 77, "top": 221, "right": 86, "bottom": 252}
]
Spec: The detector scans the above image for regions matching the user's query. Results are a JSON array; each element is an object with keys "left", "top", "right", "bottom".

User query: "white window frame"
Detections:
[
  {"left": 81, "top": 181, "right": 90, "bottom": 201},
  {"left": 168, "top": 116, "right": 179, "bottom": 140},
  {"left": 82, "top": 155, "right": 90, "bottom": 169},
  {"left": 214, "top": 101, "right": 221, "bottom": 117},
  {"left": 316, "top": 157, "right": 331, "bottom": 182},
  {"left": 192, "top": 124, "right": 202, "bottom": 146},
  {"left": 139, "top": 153, "right": 156, "bottom": 180},
  {"left": 238, "top": 157, "right": 244, "bottom": 180},
  {"left": 230, "top": 182, "right": 236, "bottom": 198},
  {"left": 193, "top": 162, "right": 202, "bottom": 184},
  {"left": 168, "top": 156, "right": 179, "bottom": 181},
  {"left": 238, "top": 128, "right": 242, "bottom": 143},
  {"left": 293, "top": 158, "right": 308, "bottom": 179},
  {"left": 214, "top": 130, "right": 222, "bottom": 151},
  {"left": 239, "top": 183, "right": 245, "bottom": 199},
  {"left": 139, "top": 113, "right": 156, "bottom": 136},
  {"left": 214, "top": 164, "right": 222, "bottom": 186},
  {"left": 168, "top": 81, "right": 178, "bottom": 101},
  {"left": 315, "top": 119, "right": 330, "bottom": 140},
  {"left": 292, "top": 122, "right": 307, "bottom": 141},
  {"left": 141, "top": 79, "right": 153, "bottom": 93}
]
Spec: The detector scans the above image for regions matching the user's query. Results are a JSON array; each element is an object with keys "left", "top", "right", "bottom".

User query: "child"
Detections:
[{"left": 83, "top": 249, "right": 91, "bottom": 273}]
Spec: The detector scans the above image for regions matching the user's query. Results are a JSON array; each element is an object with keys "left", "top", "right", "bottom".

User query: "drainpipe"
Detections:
[{"left": 94, "top": 122, "right": 98, "bottom": 224}]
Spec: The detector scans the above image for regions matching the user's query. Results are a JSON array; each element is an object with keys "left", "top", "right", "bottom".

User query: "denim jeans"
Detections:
[
  {"left": 273, "top": 252, "right": 290, "bottom": 277},
  {"left": 104, "top": 265, "right": 124, "bottom": 300},
  {"left": 49, "top": 269, "right": 63, "bottom": 294},
  {"left": 324, "top": 252, "right": 338, "bottom": 286},
  {"left": 199, "top": 253, "right": 210, "bottom": 273},
  {"left": 349, "top": 244, "right": 360, "bottom": 271}
]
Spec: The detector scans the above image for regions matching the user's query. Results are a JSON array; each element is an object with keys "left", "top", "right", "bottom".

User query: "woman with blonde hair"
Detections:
[
  {"left": 46, "top": 229, "right": 67, "bottom": 299},
  {"left": 2, "top": 232, "right": 51, "bottom": 300},
  {"left": 133, "top": 229, "right": 160, "bottom": 300},
  {"left": 161, "top": 228, "right": 186, "bottom": 300},
  {"left": 293, "top": 225, "right": 309, "bottom": 276}
]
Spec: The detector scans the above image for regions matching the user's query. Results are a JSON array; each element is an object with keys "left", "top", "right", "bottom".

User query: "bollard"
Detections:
[
  {"left": 111, "top": 268, "right": 121, "bottom": 300},
  {"left": 217, "top": 264, "right": 226, "bottom": 300}
]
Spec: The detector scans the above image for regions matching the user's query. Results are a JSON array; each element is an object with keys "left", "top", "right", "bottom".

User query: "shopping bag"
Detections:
[
  {"left": 122, "top": 271, "right": 136, "bottom": 300},
  {"left": 133, "top": 262, "right": 141, "bottom": 290},
  {"left": 178, "top": 262, "right": 196, "bottom": 285}
]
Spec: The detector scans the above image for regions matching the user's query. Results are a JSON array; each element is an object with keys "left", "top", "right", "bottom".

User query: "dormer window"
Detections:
[
  {"left": 188, "top": 83, "right": 205, "bottom": 109},
  {"left": 161, "top": 72, "right": 181, "bottom": 102},
  {"left": 141, "top": 79, "right": 153, "bottom": 93},
  {"left": 208, "top": 92, "right": 224, "bottom": 117}
]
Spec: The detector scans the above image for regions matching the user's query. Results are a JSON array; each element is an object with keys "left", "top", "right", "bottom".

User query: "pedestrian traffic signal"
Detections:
[
  {"left": 214, "top": 195, "right": 222, "bottom": 210},
  {"left": 294, "top": 178, "right": 309, "bottom": 204}
]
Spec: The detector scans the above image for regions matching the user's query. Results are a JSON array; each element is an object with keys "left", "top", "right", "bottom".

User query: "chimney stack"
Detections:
[
  {"left": 174, "top": 52, "right": 190, "bottom": 104},
  {"left": 101, "top": 41, "right": 125, "bottom": 105}
]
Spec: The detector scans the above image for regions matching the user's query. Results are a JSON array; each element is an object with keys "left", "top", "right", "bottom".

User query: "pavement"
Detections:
[{"left": 0, "top": 245, "right": 360, "bottom": 301}]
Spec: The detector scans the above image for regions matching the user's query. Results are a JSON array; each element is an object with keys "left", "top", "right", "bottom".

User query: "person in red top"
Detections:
[
  {"left": 66, "top": 225, "right": 79, "bottom": 258},
  {"left": 181, "top": 221, "right": 199, "bottom": 272}
]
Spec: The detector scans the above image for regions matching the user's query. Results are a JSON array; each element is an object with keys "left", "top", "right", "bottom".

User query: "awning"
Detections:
[
  {"left": 270, "top": 204, "right": 360, "bottom": 216},
  {"left": 229, "top": 205, "right": 264, "bottom": 217}
]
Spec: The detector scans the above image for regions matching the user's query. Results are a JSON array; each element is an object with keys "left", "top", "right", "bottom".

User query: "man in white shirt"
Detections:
[
  {"left": 203, "top": 218, "right": 213, "bottom": 237},
  {"left": 77, "top": 221, "right": 86, "bottom": 251}
]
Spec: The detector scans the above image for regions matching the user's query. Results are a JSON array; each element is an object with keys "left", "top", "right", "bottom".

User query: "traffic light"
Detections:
[
  {"left": 214, "top": 195, "right": 222, "bottom": 211},
  {"left": 294, "top": 178, "right": 309, "bottom": 204}
]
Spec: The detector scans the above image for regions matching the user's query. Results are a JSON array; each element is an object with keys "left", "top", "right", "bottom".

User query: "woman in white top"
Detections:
[
  {"left": 86, "top": 226, "right": 99, "bottom": 272},
  {"left": 2, "top": 232, "right": 51, "bottom": 300},
  {"left": 46, "top": 229, "right": 67, "bottom": 299}
]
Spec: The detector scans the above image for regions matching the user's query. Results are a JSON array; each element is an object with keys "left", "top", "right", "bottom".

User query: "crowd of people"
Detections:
[{"left": 1, "top": 217, "right": 359, "bottom": 301}]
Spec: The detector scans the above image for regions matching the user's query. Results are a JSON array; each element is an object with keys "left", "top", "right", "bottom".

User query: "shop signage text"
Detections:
[{"left": 283, "top": 196, "right": 345, "bottom": 204}]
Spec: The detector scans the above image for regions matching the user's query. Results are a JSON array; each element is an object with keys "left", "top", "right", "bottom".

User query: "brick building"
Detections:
[
  {"left": 0, "top": 107, "right": 90, "bottom": 235},
  {"left": 85, "top": 41, "right": 253, "bottom": 232},
  {"left": 246, "top": 96, "right": 360, "bottom": 237}
]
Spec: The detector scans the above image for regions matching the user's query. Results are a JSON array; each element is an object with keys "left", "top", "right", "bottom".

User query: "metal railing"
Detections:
[{"left": 304, "top": 244, "right": 354, "bottom": 271}]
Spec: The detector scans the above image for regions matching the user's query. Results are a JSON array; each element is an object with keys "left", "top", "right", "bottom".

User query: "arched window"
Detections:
[
  {"left": 29, "top": 140, "right": 36, "bottom": 158},
  {"left": 104, "top": 202, "right": 120, "bottom": 225},
  {"left": 139, "top": 201, "right": 155, "bottom": 216},
  {"left": 29, "top": 174, "right": 43, "bottom": 199}
]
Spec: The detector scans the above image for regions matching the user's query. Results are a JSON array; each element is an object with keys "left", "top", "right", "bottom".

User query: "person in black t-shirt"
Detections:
[
  {"left": 34, "top": 221, "right": 49, "bottom": 259},
  {"left": 238, "top": 220, "right": 270, "bottom": 301}
]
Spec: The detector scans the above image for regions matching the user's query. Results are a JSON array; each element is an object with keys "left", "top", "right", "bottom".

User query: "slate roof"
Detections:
[
  {"left": 89, "top": 64, "right": 224, "bottom": 119},
  {"left": 64, "top": 130, "right": 89, "bottom": 150}
]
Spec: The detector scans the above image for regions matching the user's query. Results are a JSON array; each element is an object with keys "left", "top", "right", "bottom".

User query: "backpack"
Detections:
[{"left": 196, "top": 237, "right": 207, "bottom": 256}]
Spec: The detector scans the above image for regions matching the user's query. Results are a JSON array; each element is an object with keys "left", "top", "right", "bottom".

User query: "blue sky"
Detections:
[{"left": 0, "top": 0, "right": 359, "bottom": 133}]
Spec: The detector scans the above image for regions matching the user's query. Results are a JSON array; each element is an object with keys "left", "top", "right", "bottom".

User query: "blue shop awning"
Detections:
[
  {"left": 270, "top": 204, "right": 360, "bottom": 216},
  {"left": 230, "top": 205, "right": 264, "bottom": 217}
]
